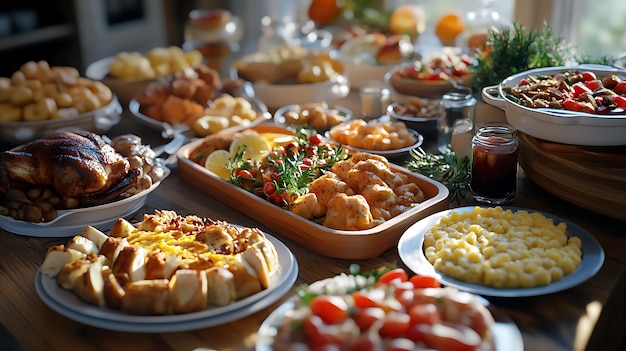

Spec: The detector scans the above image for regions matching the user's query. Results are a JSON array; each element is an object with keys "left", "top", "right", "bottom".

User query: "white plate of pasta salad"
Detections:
[{"left": 398, "top": 206, "right": 605, "bottom": 297}]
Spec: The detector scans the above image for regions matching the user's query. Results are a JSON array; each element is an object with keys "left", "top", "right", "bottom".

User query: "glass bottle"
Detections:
[{"left": 470, "top": 122, "right": 519, "bottom": 204}]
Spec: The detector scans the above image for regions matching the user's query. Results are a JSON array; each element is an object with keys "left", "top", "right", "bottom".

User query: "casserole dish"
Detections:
[
  {"left": 176, "top": 126, "right": 449, "bottom": 260},
  {"left": 481, "top": 65, "right": 626, "bottom": 146}
]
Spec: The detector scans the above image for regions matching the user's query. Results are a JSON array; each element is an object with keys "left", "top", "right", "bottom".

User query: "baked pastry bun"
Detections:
[{"left": 41, "top": 210, "right": 281, "bottom": 315}]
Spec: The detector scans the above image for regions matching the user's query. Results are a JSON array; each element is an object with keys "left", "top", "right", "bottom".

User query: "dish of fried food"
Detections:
[
  {"left": 328, "top": 119, "right": 422, "bottom": 154},
  {"left": 40, "top": 210, "right": 283, "bottom": 316}
]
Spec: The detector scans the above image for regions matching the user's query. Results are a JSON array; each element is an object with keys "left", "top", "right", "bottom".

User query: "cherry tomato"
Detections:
[
  {"left": 309, "top": 295, "right": 349, "bottom": 325},
  {"left": 584, "top": 79, "right": 603, "bottom": 91},
  {"left": 303, "top": 315, "right": 344, "bottom": 350},
  {"left": 518, "top": 78, "right": 530, "bottom": 86},
  {"left": 409, "top": 275, "right": 441, "bottom": 289},
  {"left": 406, "top": 323, "right": 481, "bottom": 351},
  {"left": 408, "top": 303, "right": 441, "bottom": 325},
  {"left": 613, "top": 95, "right": 626, "bottom": 109},
  {"left": 613, "top": 81, "right": 626, "bottom": 94},
  {"left": 263, "top": 181, "right": 276, "bottom": 195},
  {"left": 352, "top": 289, "right": 384, "bottom": 309},
  {"left": 309, "top": 134, "right": 323, "bottom": 145},
  {"left": 572, "top": 82, "right": 592, "bottom": 97},
  {"left": 378, "top": 311, "right": 411, "bottom": 338},
  {"left": 581, "top": 71, "right": 597, "bottom": 81},
  {"left": 236, "top": 169, "right": 253, "bottom": 179},
  {"left": 353, "top": 307, "right": 386, "bottom": 332},
  {"left": 562, "top": 98, "right": 582, "bottom": 111},
  {"left": 377, "top": 268, "right": 409, "bottom": 286}
]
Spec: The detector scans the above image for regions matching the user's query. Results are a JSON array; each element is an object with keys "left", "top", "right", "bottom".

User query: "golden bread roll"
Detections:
[
  {"left": 123, "top": 279, "right": 170, "bottom": 315},
  {"left": 168, "top": 269, "right": 208, "bottom": 313}
]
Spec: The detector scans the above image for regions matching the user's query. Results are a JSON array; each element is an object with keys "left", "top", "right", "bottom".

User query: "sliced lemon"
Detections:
[
  {"left": 229, "top": 134, "right": 271, "bottom": 161},
  {"left": 204, "top": 149, "right": 232, "bottom": 180}
]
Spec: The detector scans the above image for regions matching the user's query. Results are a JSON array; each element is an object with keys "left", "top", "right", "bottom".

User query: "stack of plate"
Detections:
[{"left": 519, "top": 132, "right": 626, "bottom": 221}]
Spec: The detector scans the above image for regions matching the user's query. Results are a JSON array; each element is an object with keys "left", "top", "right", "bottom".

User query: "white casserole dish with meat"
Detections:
[{"left": 481, "top": 65, "right": 626, "bottom": 146}]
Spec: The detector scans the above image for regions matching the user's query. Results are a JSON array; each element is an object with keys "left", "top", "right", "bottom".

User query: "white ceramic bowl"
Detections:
[
  {"left": 85, "top": 57, "right": 157, "bottom": 105},
  {"left": 252, "top": 76, "right": 350, "bottom": 110},
  {"left": 481, "top": 65, "right": 626, "bottom": 146},
  {"left": 0, "top": 96, "right": 122, "bottom": 147}
]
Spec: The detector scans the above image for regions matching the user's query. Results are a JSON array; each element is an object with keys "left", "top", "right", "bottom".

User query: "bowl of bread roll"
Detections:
[
  {"left": 232, "top": 46, "right": 350, "bottom": 110},
  {"left": 0, "top": 60, "right": 122, "bottom": 146},
  {"left": 85, "top": 46, "right": 204, "bottom": 105}
]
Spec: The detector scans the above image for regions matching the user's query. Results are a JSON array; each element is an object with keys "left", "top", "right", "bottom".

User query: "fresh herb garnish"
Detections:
[
  {"left": 470, "top": 22, "right": 574, "bottom": 92},
  {"left": 405, "top": 147, "right": 470, "bottom": 204}
]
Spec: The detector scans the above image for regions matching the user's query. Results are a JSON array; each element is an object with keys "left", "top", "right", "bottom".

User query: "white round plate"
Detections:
[
  {"left": 0, "top": 170, "right": 169, "bottom": 237},
  {"left": 327, "top": 129, "right": 424, "bottom": 158},
  {"left": 256, "top": 295, "right": 523, "bottom": 351},
  {"left": 398, "top": 206, "right": 605, "bottom": 297},
  {"left": 36, "top": 233, "right": 298, "bottom": 332}
]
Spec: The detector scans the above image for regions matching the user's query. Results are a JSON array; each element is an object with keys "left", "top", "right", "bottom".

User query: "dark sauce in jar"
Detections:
[{"left": 470, "top": 123, "right": 519, "bottom": 204}]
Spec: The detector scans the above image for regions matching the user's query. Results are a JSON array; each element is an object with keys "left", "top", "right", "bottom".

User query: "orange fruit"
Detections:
[
  {"left": 435, "top": 12, "right": 465, "bottom": 46},
  {"left": 389, "top": 5, "right": 426, "bottom": 40},
  {"left": 308, "top": 0, "right": 341, "bottom": 26}
]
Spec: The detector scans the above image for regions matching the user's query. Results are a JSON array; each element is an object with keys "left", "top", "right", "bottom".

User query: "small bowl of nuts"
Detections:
[
  {"left": 387, "top": 97, "right": 440, "bottom": 136},
  {"left": 274, "top": 103, "right": 352, "bottom": 133}
]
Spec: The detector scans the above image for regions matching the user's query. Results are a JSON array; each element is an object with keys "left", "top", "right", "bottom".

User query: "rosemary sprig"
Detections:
[{"left": 405, "top": 147, "right": 471, "bottom": 204}]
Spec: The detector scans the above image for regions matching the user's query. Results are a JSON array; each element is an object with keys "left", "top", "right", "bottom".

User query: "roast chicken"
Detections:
[{"left": 0, "top": 131, "right": 139, "bottom": 207}]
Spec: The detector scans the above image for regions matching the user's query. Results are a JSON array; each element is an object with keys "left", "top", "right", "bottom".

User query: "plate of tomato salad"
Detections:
[{"left": 255, "top": 267, "right": 523, "bottom": 351}]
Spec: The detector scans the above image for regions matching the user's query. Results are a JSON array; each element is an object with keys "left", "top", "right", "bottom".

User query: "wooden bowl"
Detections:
[{"left": 519, "top": 132, "right": 626, "bottom": 221}]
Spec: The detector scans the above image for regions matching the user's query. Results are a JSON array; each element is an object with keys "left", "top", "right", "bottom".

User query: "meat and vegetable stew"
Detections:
[{"left": 503, "top": 70, "right": 626, "bottom": 115}]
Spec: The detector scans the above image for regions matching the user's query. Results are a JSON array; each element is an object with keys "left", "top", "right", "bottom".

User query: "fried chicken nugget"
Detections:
[{"left": 161, "top": 95, "right": 204, "bottom": 125}]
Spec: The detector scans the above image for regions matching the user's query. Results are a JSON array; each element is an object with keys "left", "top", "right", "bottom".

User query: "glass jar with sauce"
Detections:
[{"left": 470, "top": 122, "right": 519, "bottom": 204}]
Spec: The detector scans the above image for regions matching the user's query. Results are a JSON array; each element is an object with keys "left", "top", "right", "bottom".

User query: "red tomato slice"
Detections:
[
  {"left": 353, "top": 307, "right": 386, "bottom": 332},
  {"left": 352, "top": 289, "right": 384, "bottom": 309},
  {"left": 581, "top": 71, "right": 597, "bottom": 81},
  {"left": 613, "top": 95, "right": 626, "bottom": 109},
  {"left": 309, "top": 295, "right": 349, "bottom": 325},
  {"left": 409, "top": 275, "right": 441, "bottom": 288},
  {"left": 572, "top": 82, "right": 592, "bottom": 97},
  {"left": 408, "top": 303, "right": 442, "bottom": 325},
  {"left": 585, "top": 79, "right": 603, "bottom": 91},
  {"left": 562, "top": 98, "right": 582, "bottom": 111},
  {"left": 406, "top": 322, "right": 481, "bottom": 351},
  {"left": 377, "top": 268, "right": 409, "bottom": 285}
]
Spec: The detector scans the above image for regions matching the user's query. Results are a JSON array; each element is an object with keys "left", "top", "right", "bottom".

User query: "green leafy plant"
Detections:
[
  {"left": 405, "top": 147, "right": 471, "bottom": 204},
  {"left": 470, "top": 22, "right": 575, "bottom": 92}
]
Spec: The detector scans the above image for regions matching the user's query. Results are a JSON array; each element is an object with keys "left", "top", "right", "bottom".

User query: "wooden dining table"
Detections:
[{"left": 0, "top": 90, "right": 624, "bottom": 351}]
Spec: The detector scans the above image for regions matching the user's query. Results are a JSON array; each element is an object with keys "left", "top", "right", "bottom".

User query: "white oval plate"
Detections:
[
  {"left": 398, "top": 206, "right": 605, "bottom": 297},
  {"left": 36, "top": 233, "right": 298, "bottom": 332},
  {"left": 0, "top": 168, "right": 169, "bottom": 237},
  {"left": 256, "top": 293, "right": 523, "bottom": 351}
]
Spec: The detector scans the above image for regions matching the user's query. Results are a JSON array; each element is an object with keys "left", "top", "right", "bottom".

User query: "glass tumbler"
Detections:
[
  {"left": 470, "top": 122, "right": 519, "bottom": 204},
  {"left": 438, "top": 90, "right": 476, "bottom": 155}
]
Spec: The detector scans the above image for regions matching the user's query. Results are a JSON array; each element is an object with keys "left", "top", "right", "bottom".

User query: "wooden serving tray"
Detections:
[
  {"left": 176, "top": 128, "right": 449, "bottom": 260},
  {"left": 519, "top": 132, "right": 626, "bottom": 222}
]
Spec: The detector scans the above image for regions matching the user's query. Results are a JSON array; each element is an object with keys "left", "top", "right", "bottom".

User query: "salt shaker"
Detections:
[{"left": 470, "top": 122, "right": 519, "bottom": 204}]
